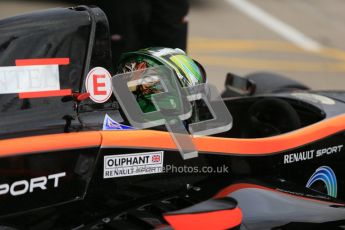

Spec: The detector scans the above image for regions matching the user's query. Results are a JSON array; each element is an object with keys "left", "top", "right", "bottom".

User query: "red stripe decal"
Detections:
[
  {"left": 15, "top": 58, "right": 70, "bottom": 66},
  {"left": 19, "top": 89, "right": 72, "bottom": 99}
]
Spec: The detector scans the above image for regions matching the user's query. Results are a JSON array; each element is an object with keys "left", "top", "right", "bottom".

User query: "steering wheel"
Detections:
[{"left": 246, "top": 98, "right": 301, "bottom": 138}]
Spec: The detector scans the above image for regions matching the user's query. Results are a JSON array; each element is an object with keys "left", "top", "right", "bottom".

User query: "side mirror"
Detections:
[{"left": 225, "top": 73, "right": 256, "bottom": 96}]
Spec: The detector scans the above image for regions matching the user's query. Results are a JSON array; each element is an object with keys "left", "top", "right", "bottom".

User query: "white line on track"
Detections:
[{"left": 225, "top": 0, "right": 322, "bottom": 52}]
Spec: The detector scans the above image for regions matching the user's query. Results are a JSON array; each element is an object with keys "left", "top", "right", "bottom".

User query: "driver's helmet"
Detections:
[{"left": 117, "top": 47, "right": 207, "bottom": 117}]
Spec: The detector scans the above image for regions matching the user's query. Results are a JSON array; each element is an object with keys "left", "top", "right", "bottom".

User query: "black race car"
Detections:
[{"left": 0, "top": 6, "right": 344, "bottom": 230}]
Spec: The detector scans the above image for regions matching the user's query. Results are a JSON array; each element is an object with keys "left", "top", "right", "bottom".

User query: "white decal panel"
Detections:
[
  {"left": 0, "top": 65, "right": 60, "bottom": 94},
  {"left": 104, "top": 151, "right": 164, "bottom": 178}
]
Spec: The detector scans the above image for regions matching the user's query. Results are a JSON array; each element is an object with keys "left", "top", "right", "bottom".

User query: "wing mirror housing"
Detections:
[{"left": 225, "top": 73, "right": 256, "bottom": 96}]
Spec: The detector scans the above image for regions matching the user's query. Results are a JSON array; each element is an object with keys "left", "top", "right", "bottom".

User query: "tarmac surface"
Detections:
[{"left": 1, "top": 0, "right": 345, "bottom": 91}]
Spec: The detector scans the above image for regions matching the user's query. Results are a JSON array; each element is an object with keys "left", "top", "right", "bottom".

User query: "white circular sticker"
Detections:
[{"left": 85, "top": 67, "right": 112, "bottom": 103}]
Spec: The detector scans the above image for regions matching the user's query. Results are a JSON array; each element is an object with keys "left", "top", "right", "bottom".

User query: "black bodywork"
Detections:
[{"left": 0, "top": 6, "right": 344, "bottom": 230}]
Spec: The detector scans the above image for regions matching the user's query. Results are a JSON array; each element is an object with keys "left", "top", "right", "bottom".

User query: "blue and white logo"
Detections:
[
  {"left": 103, "top": 114, "right": 134, "bottom": 131},
  {"left": 306, "top": 166, "right": 337, "bottom": 198}
]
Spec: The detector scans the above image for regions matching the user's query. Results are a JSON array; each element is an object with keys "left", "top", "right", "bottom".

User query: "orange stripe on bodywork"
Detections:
[
  {"left": 214, "top": 183, "right": 345, "bottom": 206},
  {"left": 163, "top": 207, "right": 242, "bottom": 230},
  {"left": 101, "top": 130, "right": 177, "bottom": 149},
  {"left": 101, "top": 114, "right": 345, "bottom": 155},
  {"left": 0, "top": 132, "right": 101, "bottom": 157},
  {"left": 1, "top": 114, "right": 345, "bottom": 157},
  {"left": 214, "top": 183, "right": 265, "bottom": 198}
]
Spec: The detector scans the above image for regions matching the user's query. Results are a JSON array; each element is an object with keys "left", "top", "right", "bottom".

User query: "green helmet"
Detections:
[{"left": 117, "top": 47, "right": 206, "bottom": 114}]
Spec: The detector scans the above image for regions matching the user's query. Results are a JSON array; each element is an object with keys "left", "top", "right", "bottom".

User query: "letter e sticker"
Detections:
[{"left": 86, "top": 67, "right": 112, "bottom": 103}]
